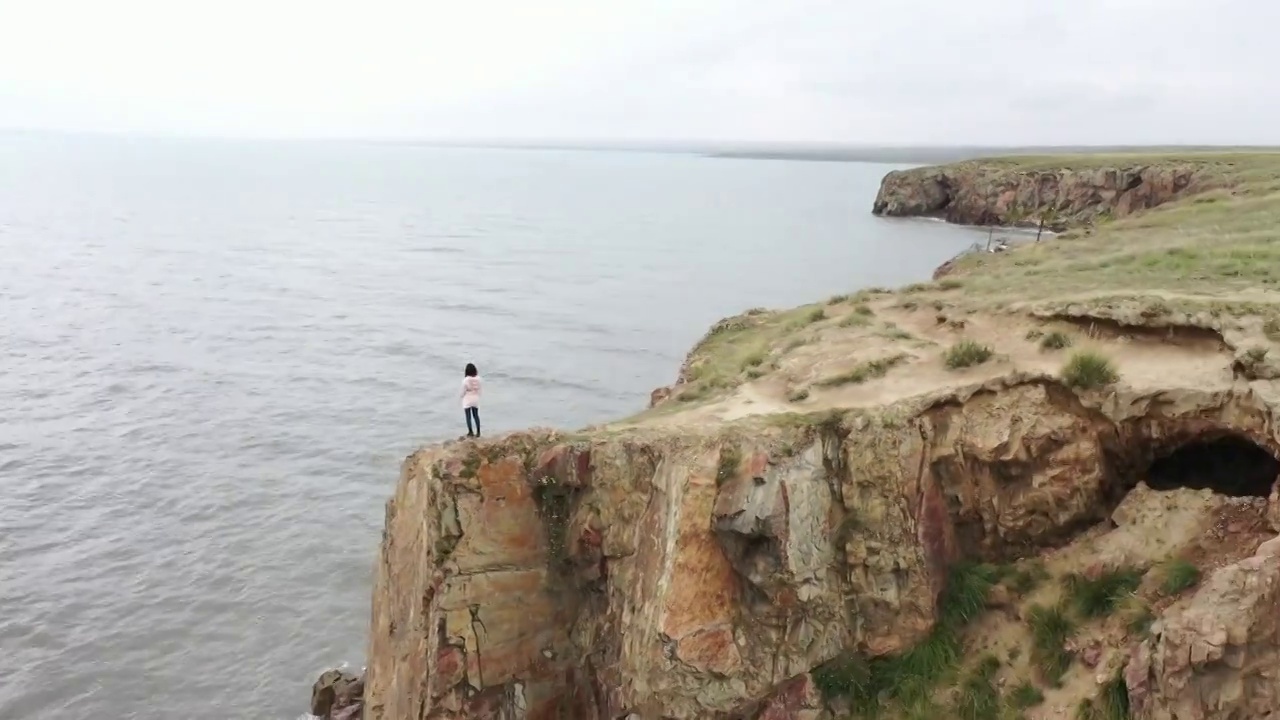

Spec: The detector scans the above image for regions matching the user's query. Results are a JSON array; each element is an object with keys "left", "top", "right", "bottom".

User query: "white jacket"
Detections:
[{"left": 461, "top": 376, "right": 481, "bottom": 408}]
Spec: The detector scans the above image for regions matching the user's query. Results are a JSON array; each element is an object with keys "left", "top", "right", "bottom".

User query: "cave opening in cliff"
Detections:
[{"left": 1142, "top": 435, "right": 1279, "bottom": 497}]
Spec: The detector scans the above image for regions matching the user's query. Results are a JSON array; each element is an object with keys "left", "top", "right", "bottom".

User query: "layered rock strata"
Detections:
[
  {"left": 360, "top": 379, "right": 1280, "bottom": 719},
  {"left": 871, "top": 163, "right": 1211, "bottom": 228},
  {"left": 1127, "top": 534, "right": 1280, "bottom": 720}
]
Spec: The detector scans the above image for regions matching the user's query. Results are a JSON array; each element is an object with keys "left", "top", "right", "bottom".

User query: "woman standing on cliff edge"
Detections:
[{"left": 461, "top": 363, "right": 482, "bottom": 437}]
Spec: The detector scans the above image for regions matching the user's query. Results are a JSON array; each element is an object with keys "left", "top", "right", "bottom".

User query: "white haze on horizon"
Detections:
[{"left": 2, "top": 0, "right": 1279, "bottom": 146}]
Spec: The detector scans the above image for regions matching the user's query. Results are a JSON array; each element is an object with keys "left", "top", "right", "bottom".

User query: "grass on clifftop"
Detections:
[
  {"left": 816, "top": 353, "right": 909, "bottom": 387},
  {"left": 651, "top": 152, "right": 1280, "bottom": 416},
  {"left": 1160, "top": 559, "right": 1201, "bottom": 596},
  {"left": 674, "top": 304, "right": 833, "bottom": 401},
  {"left": 936, "top": 152, "right": 1280, "bottom": 303},
  {"left": 1077, "top": 671, "right": 1132, "bottom": 720},
  {"left": 1064, "top": 568, "right": 1144, "bottom": 618},
  {"left": 1010, "top": 682, "right": 1045, "bottom": 710},
  {"left": 1039, "top": 331, "right": 1073, "bottom": 351},
  {"left": 944, "top": 340, "right": 994, "bottom": 369},
  {"left": 1061, "top": 351, "right": 1120, "bottom": 389},
  {"left": 1027, "top": 603, "right": 1075, "bottom": 685}
]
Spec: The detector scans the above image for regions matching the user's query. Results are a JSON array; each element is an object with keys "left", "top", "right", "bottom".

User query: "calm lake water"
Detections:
[{"left": 0, "top": 136, "right": 983, "bottom": 719}]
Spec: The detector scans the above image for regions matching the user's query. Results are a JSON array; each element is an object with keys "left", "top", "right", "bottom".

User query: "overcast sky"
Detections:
[{"left": 2, "top": 0, "right": 1277, "bottom": 145}]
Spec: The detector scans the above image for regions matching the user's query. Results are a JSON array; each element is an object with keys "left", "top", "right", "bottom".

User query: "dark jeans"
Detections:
[{"left": 465, "top": 406, "right": 480, "bottom": 436}]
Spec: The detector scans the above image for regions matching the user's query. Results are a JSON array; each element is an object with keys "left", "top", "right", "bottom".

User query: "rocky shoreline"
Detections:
[{"left": 312, "top": 153, "right": 1280, "bottom": 719}]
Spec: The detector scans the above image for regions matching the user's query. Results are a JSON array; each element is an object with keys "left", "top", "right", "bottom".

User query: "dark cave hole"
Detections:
[{"left": 1144, "top": 435, "right": 1280, "bottom": 497}]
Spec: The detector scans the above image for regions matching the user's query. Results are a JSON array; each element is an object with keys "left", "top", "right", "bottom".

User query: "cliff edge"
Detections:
[
  {"left": 870, "top": 156, "right": 1230, "bottom": 229},
  {"left": 335, "top": 153, "right": 1280, "bottom": 720}
]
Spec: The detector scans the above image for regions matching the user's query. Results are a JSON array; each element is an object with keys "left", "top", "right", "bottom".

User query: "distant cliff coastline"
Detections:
[{"left": 871, "top": 159, "right": 1214, "bottom": 229}]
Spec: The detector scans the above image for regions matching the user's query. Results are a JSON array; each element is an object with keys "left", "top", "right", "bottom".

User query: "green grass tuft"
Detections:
[
  {"left": 787, "top": 388, "right": 810, "bottom": 402},
  {"left": 899, "top": 698, "right": 944, "bottom": 720},
  {"left": 1006, "top": 561, "right": 1050, "bottom": 595},
  {"left": 1039, "top": 331, "right": 1073, "bottom": 350},
  {"left": 945, "top": 340, "right": 994, "bottom": 369},
  {"left": 1064, "top": 568, "right": 1144, "bottom": 618},
  {"left": 810, "top": 654, "right": 874, "bottom": 710},
  {"left": 1027, "top": 603, "right": 1074, "bottom": 685},
  {"left": 812, "top": 562, "right": 999, "bottom": 714},
  {"left": 816, "top": 353, "right": 909, "bottom": 387},
  {"left": 1010, "top": 681, "right": 1045, "bottom": 709},
  {"left": 828, "top": 294, "right": 851, "bottom": 305},
  {"left": 855, "top": 304, "right": 875, "bottom": 316},
  {"left": 882, "top": 323, "right": 915, "bottom": 341},
  {"left": 1099, "top": 674, "right": 1133, "bottom": 720},
  {"left": 805, "top": 306, "right": 827, "bottom": 323},
  {"left": 952, "top": 656, "right": 1001, "bottom": 720},
  {"left": 839, "top": 312, "right": 873, "bottom": 328},
  {"left": 1077, "top": 672, "right": 1131, "bottom": 720},
  {"left": 716, "top": 445, "right": 740, "bottom": 486},
  {"left": 940, "top": 562, "right": 1002, "bottom": 627},
  {"left": 977, "top": 654, "right": 1001, "bottom": 676},
  {"left": 675, "top": 384, "right": 708, "bottom": 402},
  {"left": 1061, "top": 350, "right": 1120, "bottom": 389},
  {"left": 1160, "top": 559, "right": 1201, "bottom": 596}
]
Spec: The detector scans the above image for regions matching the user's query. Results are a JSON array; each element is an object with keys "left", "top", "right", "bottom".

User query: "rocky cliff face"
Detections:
[
  {"left": 359, "top": 376, "right": 1280, "bottom": 720},
  {"left": 871, "top": 162, "right": 1212, "bottom": 228},
  {"left": 333, "top": 155, "right": 1280, "bottom": 720},
  {"left": 1127, "top": 534, "right": 1280, "bottom": 720}
]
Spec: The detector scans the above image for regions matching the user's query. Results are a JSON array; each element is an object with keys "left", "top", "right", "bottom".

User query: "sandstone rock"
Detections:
[
  {"left": 752, "top": 673, "right": 826, "bottom": 720},
  {"left": 932, "top": 258, "right": 959, "bottom": 280},
  {"left": 1268, "top": 489, "right": 1280, "bottom": 532},
  {"left": 1128, "top": 534, "right": 1280, "bottom": 719},
  {"left": 872, "top": 162, "right": 1209, "bottom": 230},
  {"left": 365, "top": 427, "right": 919, "bottom": 719},
  {"left": 362, "top": 380, "right": 1280, "bottom": 718},
  {"left": 649, "top": 385, "right": 672, "bottom": 408},
  {"left": 1065, "top": 637, "right": 1104, "bottom": 669},
  {"left": 311, "top": 669, "right": 364, "bottom": 719},
  {"left": 332, "top": 704, "right": 363, "bottom": 720},
  {"left": 1080, "top": 642, "right": 1102, "bottom": 669}
]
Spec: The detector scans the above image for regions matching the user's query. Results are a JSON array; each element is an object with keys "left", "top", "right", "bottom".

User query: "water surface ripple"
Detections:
[{"left": 0, "top": 137, "right": 982, "bottom": 719}]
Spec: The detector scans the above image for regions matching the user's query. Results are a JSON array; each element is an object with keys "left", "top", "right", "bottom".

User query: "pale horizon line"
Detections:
[{"left": 6, "top": 127, "right": 1280, "bottom": 151}]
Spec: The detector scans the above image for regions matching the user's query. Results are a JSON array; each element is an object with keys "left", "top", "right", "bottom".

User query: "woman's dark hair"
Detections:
[{"left": 464, "top": 363, "right": 478, "bottom": 377}]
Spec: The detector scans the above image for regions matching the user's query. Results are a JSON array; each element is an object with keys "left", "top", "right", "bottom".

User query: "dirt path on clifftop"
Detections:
[{"left": 615, "top": 292, "right": 1267, "bottom": 432}]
